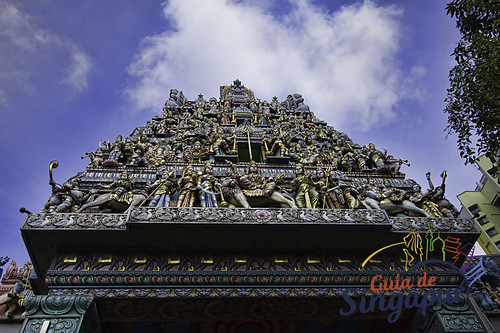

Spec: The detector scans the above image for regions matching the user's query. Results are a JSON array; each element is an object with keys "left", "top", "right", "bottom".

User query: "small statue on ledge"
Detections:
[
  {"left": 198, "top": 162, "right": 220, "bottom": 208},
  {"left": 177, "top": 165, "right": 199, "bottom": 207},
  {"left": 103, "top": 135, "right": 128, "bottom": 168},
  {"left": 146, "top": 170, "right": 177, "bottom": 208},
  {"left": 239, "top": 161, "right": 277, "bottom": 198},
  {"left": 291, "top": 164, "right": 318, "bottom": 208},
  {"left": 0, "top": 262, "right": 33, "bottom": 318},
  {"left": 219, "top": 161, "right": 296, "bottom": 208},
  {"left": 426, "top": 171, "right": 460, "bottom": 217}
]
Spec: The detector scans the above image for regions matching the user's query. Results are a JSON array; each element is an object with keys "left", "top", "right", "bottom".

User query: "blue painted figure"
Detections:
[
  {"left": 198, "top": 163, "right": 219, "bottom": 208},
  {"left": 147, "top": 170, "right": 176, "bottom": 208}
]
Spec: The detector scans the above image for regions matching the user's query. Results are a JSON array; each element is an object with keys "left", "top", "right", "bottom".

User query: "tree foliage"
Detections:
[{"left": 445, "top": 0, "right": 500, "bottom": 165}]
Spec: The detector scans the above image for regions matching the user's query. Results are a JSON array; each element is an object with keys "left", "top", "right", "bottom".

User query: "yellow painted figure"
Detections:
[
  {"left": 314, "top": 169, "right": 344, "bottom": 209},
  {"left": 239, "top": 161, "right": 276, "bottom": 198},
  {"left": 106, "top": 171, "right": 134, "bottom": 205},
  {"left": 408, "top": 184, "right": 443, "bottom": 217},
  {"left": 177, "top": 165, "right": 198, "bottom": 207},
  {"left": 292, "top": 164, "right": 318, "bottom": 208}
]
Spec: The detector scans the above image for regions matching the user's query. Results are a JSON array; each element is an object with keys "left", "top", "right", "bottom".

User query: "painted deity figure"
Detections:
[
  {"left": 147, "top": 170, "right": 177, "bottom": 208},
  {"left": 340, "top": 152, "right": 356, "bottom": 172},
  {"left": 44, "top": 162, "right": 90, "bottom": 213},
  {"left": 291, "top": 164, "right": 319, "bottom": 208},
  {"left": 220, "top": 111, "right": 231, "bottom": 125},
  {"left": 103, "top": 135, "right": 127, "bottom": 167},
  {"left": 313, "top": 169, "right": 343, "bottom": 209},
  {"left": 379, "top": 179, "right": 406, "bottom": 206},
  {"left": 82, "top": 148, "right": 104, "bottom": 168},
  {"left": 239, "top": 161, "right": 276, "bottom": 197},
  {"left": 104, "top": 171, "right": 134, "bottom": 205},
  {"left": 198, "top": 163, "right": 220, "bottom": 208},
  {"left": 44, "top": 179, "right": 68, "bottom": 212},
  {"left": 289, "top": 144, "right": 304, "bottom": 164},
  {"left": 366, "top": 143, "right": 386, "bottom": 169},
  {"left": 191, "top": 140, "right": 210, "bottom": 162},
  {"left": 408, "top": 184, "right": 443, "bottom": 217},
  {"left": 337, "top": 174, "right": 364, "bottom": 209},
  {"left": 54, "top": 177, "right": 93, "bottom": 213},
  {"left": 211, "top": 133, "right": 230, "bottom": 155},
  {"left": 128, "top": 146, "right": 149, "bottom": 167},
  {"left": 149, "top": 146, "right": 168, "bottom": 166},
  {"left": 361, "top": 178, "right": 385, "bottom": 210},
  {"left": 177, "top": 165, "right": 198, "bottom": 207},
  {"left": 367, "top": 179, "right": 431, "bottom": 217},
  {"left": 384, "top": 155, "right": 404, "bottom": 174},
  {"left": 270, "top": 137, "right": 288, "bottom": 157},
  {"left": 207, "top": 97, "right": 218, "bottom": 113},
  {"left": 426, "top": 171, "right": 460, "bottom": 217},
  {"left": 0, "top": 262, "right": 33, "bottom": 318}
]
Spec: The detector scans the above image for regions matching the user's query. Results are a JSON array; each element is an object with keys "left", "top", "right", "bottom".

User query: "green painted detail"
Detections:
[
  {"left": 19, "top": 295, "right": 101, "bottom": 333},
  {"left": 458, "top": 155, "right": 500, "bottom": 255}
]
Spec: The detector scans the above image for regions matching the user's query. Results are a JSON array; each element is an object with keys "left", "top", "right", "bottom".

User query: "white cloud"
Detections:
[
  {"left": 0, "top": 3, "right": 38, "bottom": 52},
  {"left": 66, "top": 49, "right": 94, "bottom": 92},
  {"left": 401, "top": 66, "right": 427, "bottom": 101},
  {"left": 0, "top": 2, "right": 93, "bottom": 98},
  {"left": 126, "top": 0, "right": 410, "bottom": 131}
]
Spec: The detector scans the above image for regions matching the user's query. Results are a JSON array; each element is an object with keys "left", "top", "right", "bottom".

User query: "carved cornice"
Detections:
[
  {"left": 82, "top": 166, "right": 409, "bottom": 182},
  {"left": 48, "top": 286, "right": 463, "bottom": 299},
  {"left": 129, "top": 207, "right": 390, "bottom": 225},
  {"left": 22, "top": 208, "right": 477, "bottom": 234},
  {"left": 391, "top": 216, "right": 478, "bottom": 233},
  {"left": 22, "top": 213, "right": 127, "bottom": 230}
]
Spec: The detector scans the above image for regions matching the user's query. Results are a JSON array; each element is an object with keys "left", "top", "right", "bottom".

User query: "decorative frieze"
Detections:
[
  {"left": 22, "top": 208, "right": 477, "bottom": 234},
  {"left": 23, "top": 213, "right": 127, "bottom": 230}
]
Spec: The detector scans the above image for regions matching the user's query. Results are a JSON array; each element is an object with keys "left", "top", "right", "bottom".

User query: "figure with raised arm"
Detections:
[
  {"left": 426, "top": 171, "right": 460, "bottom": 217},
  {"left": 314, "top": 168, "right": 342, "bottom": 209},
  {"left": 147, "top": 170, "right": 177, "bottom": 208}
]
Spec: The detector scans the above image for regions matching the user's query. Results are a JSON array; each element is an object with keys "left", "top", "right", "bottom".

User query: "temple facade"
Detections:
[{"left": 12, "top": 80, "right": 497, "bottom": 332}]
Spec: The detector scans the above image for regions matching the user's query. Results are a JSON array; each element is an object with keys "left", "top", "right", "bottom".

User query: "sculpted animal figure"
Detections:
[
  {"left": 0, "top": 283, "right": 33, "bottom": 318},
  {"left": 363, "top": 196, "right": 431, "bottom": 217},
  {"left": 77, "top": 171, "right": 146, "bottom": 213},
  {"left": 0, "top": 262, "right": 33, "bottom": 318},
  {"left": 77, "top": 192, "right": 147, "bottom": 213},
  {"left": 362, "top": 179, "right": 431, "bottom": 217},
  {"left": 379, "top": 200, "right": 432, "bottom": 218},
  {"left": 220, "top": 177, "right": 297, "bottom": 209}
]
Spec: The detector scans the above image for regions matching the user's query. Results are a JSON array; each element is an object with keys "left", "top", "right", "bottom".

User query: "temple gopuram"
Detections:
[{"left": 16, "top": 80, "right": 496, "bottom": 332}]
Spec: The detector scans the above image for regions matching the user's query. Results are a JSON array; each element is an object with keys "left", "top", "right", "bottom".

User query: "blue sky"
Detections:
[{"left": 0, "top": 0, "right": 483, "bottom": 265}]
